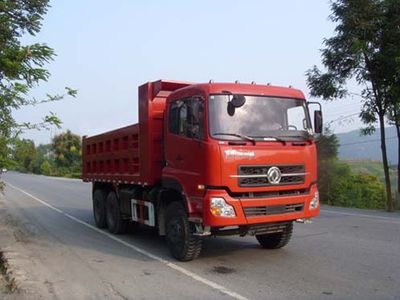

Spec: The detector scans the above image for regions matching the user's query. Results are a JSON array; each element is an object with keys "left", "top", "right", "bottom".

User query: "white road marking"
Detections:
[
  {"left": 5, "top": 182, "right": 249, "bottom": 300},
  {"left": 320, "top": 209, "right": 400, "bottom": 224}
]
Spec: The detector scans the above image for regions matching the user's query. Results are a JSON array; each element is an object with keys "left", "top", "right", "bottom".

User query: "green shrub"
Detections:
[
  {"left": 318, "top": 159, "right": 386, "bottom": 209},
  {"left": 40, "top": 160, "right": 52, "bottom": 176}
]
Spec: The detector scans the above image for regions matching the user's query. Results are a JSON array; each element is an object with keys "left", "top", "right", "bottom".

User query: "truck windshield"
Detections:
[{"left": 209, "top": 95, "right": 312, "bottom": 141}]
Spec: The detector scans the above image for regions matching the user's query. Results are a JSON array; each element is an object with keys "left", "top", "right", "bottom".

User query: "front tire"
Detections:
[
  {"left": 93, "top": 189, "right": 107, "bottom": 228},
  {"left": 165, "top": 202, "right": 202, "bottom": 261},
  {"left": 105, "top": 191, "right": 127, "bottom": 234},
  {"left": 256, "top": 222, "right": 293, "bottom": 249}
]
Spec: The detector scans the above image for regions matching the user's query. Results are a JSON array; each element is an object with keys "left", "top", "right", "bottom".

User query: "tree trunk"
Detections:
[
  {"left": 396, "top": 121, "right": 400, "bottom": 210},
  {"left": 378, "top": 114, "right": 393, "bottom": 211}
]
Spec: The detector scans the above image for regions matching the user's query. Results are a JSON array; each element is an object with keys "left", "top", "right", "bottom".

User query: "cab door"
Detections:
[{"left": 164, "top": 96, "right": 206, "bottom": 200}]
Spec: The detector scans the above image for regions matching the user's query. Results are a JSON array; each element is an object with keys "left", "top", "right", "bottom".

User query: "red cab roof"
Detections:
[{"left": 172, "top": 82, "right": 306, "bottom": 100}]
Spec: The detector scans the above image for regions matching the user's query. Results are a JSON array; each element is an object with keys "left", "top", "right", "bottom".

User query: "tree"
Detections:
[
  {"left": 0, "top": 0, "right": 77, "bottom": 186},
  {"left": 51, "top": 130, "right": 81, "bottom": 172},
  {"left": 387, "top": 85, "right": 400, "bottom": 208},
  {"left": 12, "top": 138, "right": 36, "bottom": 172},
  {"left": 40, "top": 159, "right": 53, "bottom": 175},
  {"left": 32, "top": 143, "right": 53, "bottom": 174},
  {"left": 306, "top": 0, "right": 399, "bottom": 211},
  {"left": 382, "top": 0, "right": 400, "bottom": 207},
  {"left": 316, "top": 127, "right": 339, "bottom": 160},
  {"left": 316, "top": 128, "right": 340, "bottom": 205}
]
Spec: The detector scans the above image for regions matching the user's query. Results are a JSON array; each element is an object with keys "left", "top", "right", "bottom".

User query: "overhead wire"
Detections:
[
  {"left": 340, "top": 136, "right": 397, "bottom": 147},
  {"left": 327, "top": 112, "right": 359, "bottom": 124}
]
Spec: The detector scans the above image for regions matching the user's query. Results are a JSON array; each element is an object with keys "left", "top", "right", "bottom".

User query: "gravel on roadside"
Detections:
[{"left": 0, "top": 193, "right": 35, "bottom": 300}]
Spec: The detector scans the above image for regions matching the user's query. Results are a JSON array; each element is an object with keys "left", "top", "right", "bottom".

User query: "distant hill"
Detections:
[{"left": 336, "top": 126, "right": 397, "bottom": 165}]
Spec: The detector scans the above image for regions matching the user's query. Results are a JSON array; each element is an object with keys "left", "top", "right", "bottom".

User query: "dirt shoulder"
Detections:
[
  {"left": 0, "top": 193, "right": 50, "bottom": 299},
  {"left": 0, "top": 195, "right": 22, "bottom": 299}
]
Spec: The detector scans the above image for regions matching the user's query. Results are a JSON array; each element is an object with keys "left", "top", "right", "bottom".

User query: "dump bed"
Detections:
[{"left": 82, "top": 80, "right": 191, "bottom": 186}]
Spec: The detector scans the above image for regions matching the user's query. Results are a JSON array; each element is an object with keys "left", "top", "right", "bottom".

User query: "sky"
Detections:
[{"left": 16, "top": 0, "right": 366, "bottom": 145}]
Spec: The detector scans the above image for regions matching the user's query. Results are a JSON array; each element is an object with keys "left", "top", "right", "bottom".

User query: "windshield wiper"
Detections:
[
  {"left": 250, "top": 136, "right": 287, "bottom": 145},
  {"left": 278, "top": 133, "right": 312, "bottom": 141},
  {"left": 213, "top": 132, "right": 256, "bottom": 145}
]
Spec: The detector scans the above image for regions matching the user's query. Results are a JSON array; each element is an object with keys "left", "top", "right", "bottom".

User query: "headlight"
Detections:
[
  {"left": 210, "top": 197, "right": 236, "bottom": 217},
  {"left": 309, "top": 191, "right": 319, "bottom": 210}
]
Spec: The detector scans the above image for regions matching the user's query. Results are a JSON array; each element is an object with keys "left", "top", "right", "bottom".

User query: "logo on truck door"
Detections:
[{"left": 267, "top": 166, "right": 282, "bottom": 184}]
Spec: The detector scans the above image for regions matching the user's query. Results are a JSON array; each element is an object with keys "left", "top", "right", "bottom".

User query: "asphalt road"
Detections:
[{"left": 1, "top": 172, "right": 400, "bottom": 300}]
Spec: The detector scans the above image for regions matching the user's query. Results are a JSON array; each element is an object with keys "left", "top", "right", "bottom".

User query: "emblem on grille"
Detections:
[{"left": 267, "top": 166, "right": 281, "bottom": 184}]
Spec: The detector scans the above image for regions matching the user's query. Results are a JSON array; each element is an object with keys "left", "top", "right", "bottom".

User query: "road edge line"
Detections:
[{"left": 5, "top": 182, "right": 249, "bottom": 300}]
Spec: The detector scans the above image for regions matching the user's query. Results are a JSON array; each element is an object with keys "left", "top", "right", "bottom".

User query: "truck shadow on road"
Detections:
[
  {"left": 104, "top": 221, "right": 265, "bottom": 261},
  {"left": 25, "top": 204, "right": 287, "bottom": 261},
  {"left": 4, "top": 199, "right": 292, "bottom": 264}
]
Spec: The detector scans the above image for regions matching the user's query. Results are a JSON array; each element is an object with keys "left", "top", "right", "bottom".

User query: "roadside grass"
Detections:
[{"left": 0, "top": 250, "right": 17, "bottom": 294}]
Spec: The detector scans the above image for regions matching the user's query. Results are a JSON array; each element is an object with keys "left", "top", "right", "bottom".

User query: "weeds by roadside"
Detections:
[{"left": 0, "top": 250, "right": 18, "bottom": 294}]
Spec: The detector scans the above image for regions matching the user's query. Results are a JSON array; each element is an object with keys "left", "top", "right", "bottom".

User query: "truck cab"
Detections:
[{"left": 163, "top": 82, "right": 320, "bottom": 228}]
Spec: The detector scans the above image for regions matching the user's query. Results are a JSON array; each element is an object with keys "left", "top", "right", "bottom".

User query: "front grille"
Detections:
[
  {"left": 244, "top": 203, "right": 304, "bottom": 217},
  {"left": 238, "top": 165, "right": 305, "bottom": 187},
  {"left": 230, "top": 188, "right": 309, "bottom": 199}
]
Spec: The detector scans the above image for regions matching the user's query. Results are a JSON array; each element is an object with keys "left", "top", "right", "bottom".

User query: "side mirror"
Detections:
[
  {"left": 307, "top": 101, "right": 323, "bottom": 134},
  {"left": 227, "top": 94, "right": 246, "bottom": 116},
  {"left": 230, "top": 94, "right": 246, "bottom": 108},
  {"left": 314, "top": 110, "right": 323, "bottom": 134}
]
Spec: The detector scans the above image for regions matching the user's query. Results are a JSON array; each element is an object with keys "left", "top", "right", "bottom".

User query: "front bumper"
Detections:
[{"left": 202, "top": 184, "right": 319, "bottom": 227}]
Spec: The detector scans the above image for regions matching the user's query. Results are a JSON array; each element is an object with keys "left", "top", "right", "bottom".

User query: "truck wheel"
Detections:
[
  {"left": 165, "top": 202, "right": 202, "bottom": 261},
  {"left": 105, "top": 191, "right": 127, "bottom": 234},
  {"left": 256, "top": 222, "right": 293, "bottom": 249},
  {"left": 93, "top": 189, "right": 107, "bottom": 228}
]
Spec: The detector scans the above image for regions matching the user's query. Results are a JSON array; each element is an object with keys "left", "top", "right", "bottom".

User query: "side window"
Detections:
[
  {"left": 168, "top": 97, "right": 205, "bottom": 140},
  {"left": 168, "top": 101, "right": 180, "bottom": 134},
  {"left": 189, "top": 97, "right": 205, "bottom": 140},
  {"left": 287, "top": 106, "right": 307, "bottom": 130},
  {"left": 179, "top": 102, "right": 188, "bottom": 135}
]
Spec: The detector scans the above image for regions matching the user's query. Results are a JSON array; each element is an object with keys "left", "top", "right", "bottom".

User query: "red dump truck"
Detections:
[{"left": 82, "top": 80, "right": 322, "bottom": 261}]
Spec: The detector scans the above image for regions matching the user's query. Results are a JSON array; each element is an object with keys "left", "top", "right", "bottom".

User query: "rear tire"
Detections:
[
  {"left": 256, "top": 222, "right": 293, "bottom": 249},
  {"left": 165, "top": 202, "right": 202, "bottom": 261},
  {"left": 93, "top": 189, "right": 107, "bottom": 228},
  {"left": 105, "top": 191, "right": 127, "bottom": 234}
]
